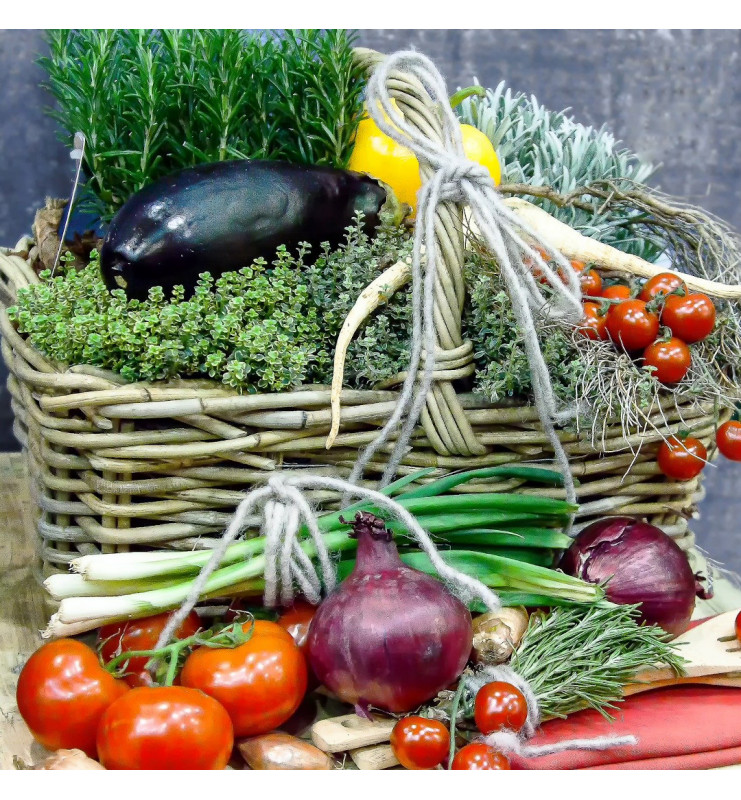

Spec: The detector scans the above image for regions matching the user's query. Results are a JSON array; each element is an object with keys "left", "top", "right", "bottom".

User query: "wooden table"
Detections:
[{"left": 0, "top": 454, "right": 54, "bottom": 768}]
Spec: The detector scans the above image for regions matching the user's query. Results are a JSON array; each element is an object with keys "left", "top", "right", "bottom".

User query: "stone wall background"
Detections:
[{"left": 0, "top": 29, "right": 739, "bottom": 569}]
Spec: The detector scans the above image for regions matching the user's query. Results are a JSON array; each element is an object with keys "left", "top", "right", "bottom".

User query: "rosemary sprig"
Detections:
[
  {"left": 512, "top": 603, "right": 687, "bottom": 720},
  {"left": 425, "top": 604, "right": 686, "bottom": 725},
  {"left": 39, "top": 29, "right": 366, "bottom": 222}
]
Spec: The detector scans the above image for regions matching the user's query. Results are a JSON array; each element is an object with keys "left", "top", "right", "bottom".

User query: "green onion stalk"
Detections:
[{"left": 44, "top": 467, "right": 602, "bottom": 637}]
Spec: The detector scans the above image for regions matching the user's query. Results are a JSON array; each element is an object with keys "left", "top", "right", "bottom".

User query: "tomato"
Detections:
[
  {"left": 390, "top": 716, "right": 450, "bottom": 770},
  {"left": 639, "top": 272, "right": 687, "bottom": 302},
  {"left": 16, "top": 639, "right": 129, "bottom": 757},
  {"left": 606, "top": 299, "right": 660, "bottom": 351},
  {"left": 661, "top": 293, "right": 716, "bottom": 343},
  {"left": 244, "top": 618, "right": 296, "bottom": 643},
  {"left": 96, "top": 686, "right": 233, "bottom": 770},
  {"left": 601, "top": 284, "right": 632, "bottom": 301},
  {"left": 578, "top": 267, "right": 603, "bottom": 297},
  {"left": 578, "top": 302, "right": 608, "bottom": 341},
  {"left": 735, "top": 610, "right": 741, "bottom": 643},
  {"left": 180, "top": 626, "right": 307, "bottom": 737},
  {"left": 451, "top": 743, "right": 510, "bottom": 770},
  {"left": 643, "top": 337, "right": 691, "bottom": 384},
  {"left": 717, "top": 420, "right": 741, "bottom": 462},
  {"left": 98, "top": 610, "right": 202, "bottom": 687},
  {"left": 657, "top": 435, "right": 708, "bottom": 481},
  {"left": 349, "top": 109, "right": 500, "bottom": 215},
  {"left": 277, "top": 601, "right": 318, "bottom": 655},
  {"left": 474, "top": 681, "right": 528, "bottom": 735}
]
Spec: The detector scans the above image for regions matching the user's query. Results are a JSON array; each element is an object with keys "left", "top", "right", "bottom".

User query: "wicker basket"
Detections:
[{"left": 0, "top": 48, "right": 735, "bottom": 587}]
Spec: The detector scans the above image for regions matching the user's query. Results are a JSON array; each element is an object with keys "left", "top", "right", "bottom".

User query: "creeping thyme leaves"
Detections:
[{"left": 8, "top": 218, "right": 414, "bottom": 395}]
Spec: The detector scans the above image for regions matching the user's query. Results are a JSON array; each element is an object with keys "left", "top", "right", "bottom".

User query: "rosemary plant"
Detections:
[{"left": 40, "top": 29, "right": 366, "bottom": 222}]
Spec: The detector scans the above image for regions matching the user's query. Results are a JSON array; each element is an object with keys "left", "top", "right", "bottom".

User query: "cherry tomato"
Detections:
[
  {"left": 16, "top": 639, "right": 129, "bottom": 757},
  {"left": 98, "top": 610, "right": 202, "bottom": 687},
  {"left": 717, "top": 420, "right": 741, "bottom": 462},
  {"left": 639, "top": 272, "right": 687, "bottom": 302},
  {"left": 474, "top": 681, "right": 528, "bottom": 735},
  {"left": 735, "top": 610, "right": 741, "bottom": 643},
  {"left": 606, "top": 299, "right": 660, "bottom": 351},
  {"left": 643, "top": 337, "right": 692, "bottom": 384},
  {"left": 578, "top": 267, "right": 603, "bottom": 297},
  {"left": 578, "top": 301, "right": 608, "bottom": 341},
  {"left": 96, "top": 686, "right": 233, "bottom": 770},
  {"left": 180, "top": 626, "right": 308, "bottom": 737},
  {"left": 661, "top": 293, "right": 716, "bottom": 343},
  {"left": 390, "top": 716, "right": 450, "bottom": 770},
  {"left": 277, "top": 601, "right": 318, "bottom": 655},
  {"left": 601, "top": 284, "right": 632, "bottom": 301},
  {"left": 451, "top": 743, "right": 510, "bottom": 770},
  {"left": 657, "top": 435, "right": 708, "bottom": 481}
]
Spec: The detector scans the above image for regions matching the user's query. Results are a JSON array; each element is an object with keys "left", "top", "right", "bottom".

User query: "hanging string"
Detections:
[{"left": 347, "top": 51, "right": 582, "bottom": 526}]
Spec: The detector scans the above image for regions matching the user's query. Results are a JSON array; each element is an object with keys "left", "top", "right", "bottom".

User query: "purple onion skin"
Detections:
[
  {"left": 306, "top": 513, "right": 473, "bottom": 713},
  {"left": 560, "top": 516, "right": 697, "bottom": 636}
]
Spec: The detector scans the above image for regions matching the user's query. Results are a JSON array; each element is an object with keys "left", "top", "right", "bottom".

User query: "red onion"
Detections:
[
  {"left": 306, "top": 512, "right": 473, "bottom": 714},
  {"left": 560, "top": 516, "right": 699, "bottom": 636}
]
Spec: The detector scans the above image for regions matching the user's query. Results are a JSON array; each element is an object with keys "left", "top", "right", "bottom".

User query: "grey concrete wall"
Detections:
[{"left": 0, "top": 29, "right": 739, "bottom": 570}]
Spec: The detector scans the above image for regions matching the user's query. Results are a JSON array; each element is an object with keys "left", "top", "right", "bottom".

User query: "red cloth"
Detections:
[{"left": 511, "top": 685, "right": 741, "bottom": 769}]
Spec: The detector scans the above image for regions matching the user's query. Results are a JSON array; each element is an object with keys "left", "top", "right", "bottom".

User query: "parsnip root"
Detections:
[
  {"left": 503, "top": 197, "right": 741, "bottom": 300},
  {"left": 325, "top": 258, "right": 412, "bottom": 449}
]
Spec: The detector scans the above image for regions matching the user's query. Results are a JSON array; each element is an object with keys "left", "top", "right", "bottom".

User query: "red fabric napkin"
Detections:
[{"left": 511, "top": 685, "right": 741, "bottom": 769}]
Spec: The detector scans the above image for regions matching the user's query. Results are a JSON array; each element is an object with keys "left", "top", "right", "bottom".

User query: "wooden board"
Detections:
[{"left": 0, "top": 453, "right": 53, "bottom": 769}]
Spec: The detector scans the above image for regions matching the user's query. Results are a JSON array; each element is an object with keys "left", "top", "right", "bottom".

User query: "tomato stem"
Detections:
[
  {"left": 448, "top": 677, "right": 467, "bottom": 769},
  {"left": 104, "top": 616, "right": 256, "bottom": 686}
]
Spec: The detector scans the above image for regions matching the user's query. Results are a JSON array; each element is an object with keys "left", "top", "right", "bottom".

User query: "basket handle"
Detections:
[{"left": 352, "top": 48, "right": 486, "bottom": 458}]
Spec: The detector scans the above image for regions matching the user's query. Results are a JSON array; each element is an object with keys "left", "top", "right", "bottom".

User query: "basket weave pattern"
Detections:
[{"left": 0, "top": 49, "right": 732, "bottom": 582}]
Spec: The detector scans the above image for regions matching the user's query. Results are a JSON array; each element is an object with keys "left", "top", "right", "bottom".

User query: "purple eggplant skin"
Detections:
[{"left": 100, "top": 160, "right": 387, "bottom": 300}]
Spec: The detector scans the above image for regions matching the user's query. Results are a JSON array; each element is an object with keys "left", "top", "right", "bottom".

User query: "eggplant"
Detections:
[{"left": 100, "top": 160, "right": 389, "bottom": 300}]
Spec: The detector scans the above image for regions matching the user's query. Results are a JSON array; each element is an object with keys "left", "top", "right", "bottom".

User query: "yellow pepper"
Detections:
[{"left": 348, "top": 103, "right": 501, "bottom": 215}]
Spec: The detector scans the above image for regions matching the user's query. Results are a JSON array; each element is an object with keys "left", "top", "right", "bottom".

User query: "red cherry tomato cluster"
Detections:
[
  {"left": 16, "top": 608, "right": 310, "bottom": 770},
  {"left": 522, "top": 260, "right": 722, "bottom": 483},
  {"left": 390, "top": 680, "right": 526, "bottom": 770}
]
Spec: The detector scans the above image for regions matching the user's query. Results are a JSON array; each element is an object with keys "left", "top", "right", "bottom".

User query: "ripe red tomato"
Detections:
[
  {"left": 451, "top": 743, "right": 510, "bottom": 770},
  {"left": 601, "top": 284, "right": 632, "bottom": 301},
  {"left": 180, "top": 626, "right": 308, "bottom": 737},
  {"left": 657, "top": 435, "right": 708, "bottom": 481},
  {"left": 661, "top": 293, "right": 716, "bottom": 343},
  {"left": 277, "top": 601, "right": 318, "bottom": 655},
  {"left": 244, "top": 618, "right": 297, "bottom": 643},
  {"left": 606, "top": 299, "right": 660, "bottom": 351},
  {"left": 643, "top": 337, "right": 691, "bottom": 384},
  {"left": 578, "top": 301, "right": 608, "bottom": 341},
  {"left": 717, "top": 420, "right": 741, "bottom": 462},
  {"left": 639, "top": 272, "right": 687, "bottom": 302},
  {"left": 16, "top": 639, "right": 129, "bottom": 757},
  {"left": 390, "top": 716, "right": 450, "bottom": 770},
  {"left": 578, "top": 267, "right": 603, "bottom": 297},
  {"left": 474, "top": 681, "right": 528, "bottom": 735},
  {"left": 98, "top": 610, "right": 202, "bottom": 687},
  {"left": 96, "top": 686, "right": 233, "bottom": 770}
]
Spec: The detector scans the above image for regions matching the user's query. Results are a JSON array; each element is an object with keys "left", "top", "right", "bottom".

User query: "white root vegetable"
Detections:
[
  {"left": 325, "top": 197, "right": 741, "bottom": 448},
  {"left": 503, "top": 197, "right": 741, "bottom": 300},
  {"left": 325, "top": 257, "right": 412, "bottom": 449}
]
